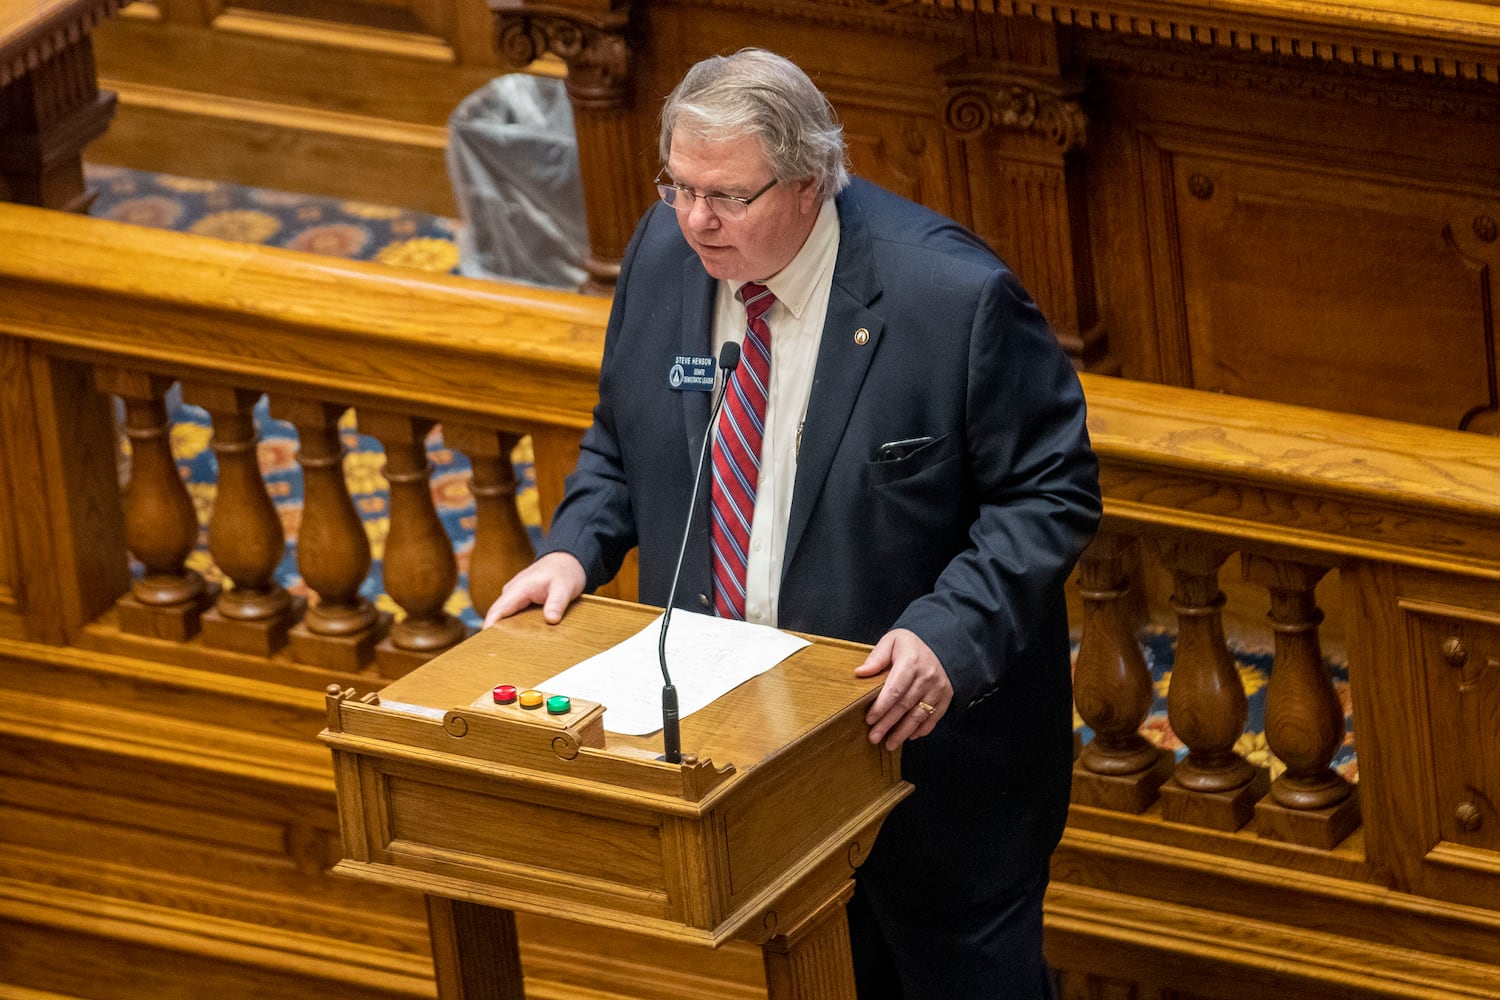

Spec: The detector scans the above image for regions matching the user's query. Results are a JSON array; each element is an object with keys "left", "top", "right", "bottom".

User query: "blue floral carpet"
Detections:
[
  {"left": 85, "top": 164, "right": 1356, "bottom": 786},
  {"left": 86, "top": 164, "right": 465, "bottom": 272}
]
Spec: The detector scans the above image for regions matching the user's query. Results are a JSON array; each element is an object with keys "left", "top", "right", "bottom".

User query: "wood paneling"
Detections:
[{"left": 1078, "top": 32, "right": 1500, "bottom": 426}]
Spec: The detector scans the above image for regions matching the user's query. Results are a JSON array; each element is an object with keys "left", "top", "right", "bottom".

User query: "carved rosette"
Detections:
[
  {"left": 943, "top": 75, "right": 1087, "bottom": 152},
  {"left": 492, "top": 4, "right": 633, "bottom": 107}
]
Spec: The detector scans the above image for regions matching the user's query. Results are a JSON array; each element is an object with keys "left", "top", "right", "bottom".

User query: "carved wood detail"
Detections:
[
  {"left": 491, "top": 1, "right": 633, "bottom": 107},
  {"left": 939, "top": 51, "right": 1110, "bottom": 369},
  {"left": 942, "top": 68, "right": 1086, "bottom": 150},
  {"left": 904, "top": 0, "right": 1500, "bottom": 83},
  {"left": 0, "top": 0, "right": 124, "bottom": 211}
]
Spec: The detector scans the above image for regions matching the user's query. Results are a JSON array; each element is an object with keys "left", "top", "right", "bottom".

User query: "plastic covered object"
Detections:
[{"left": 447, "top": 74, "right": 588, "bottom": 290}]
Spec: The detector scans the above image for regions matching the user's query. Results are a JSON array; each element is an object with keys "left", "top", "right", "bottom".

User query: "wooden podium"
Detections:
[{"left": 321, "top": 596, "right": 912, "bottom": 1000}]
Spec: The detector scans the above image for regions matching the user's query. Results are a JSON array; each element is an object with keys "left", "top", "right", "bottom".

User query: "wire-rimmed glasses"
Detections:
[{"left": 654, "top": 172, "right": 778, "bottom": 220}]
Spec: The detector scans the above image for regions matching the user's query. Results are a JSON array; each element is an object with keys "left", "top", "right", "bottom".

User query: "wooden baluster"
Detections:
[
  {"left": 360, "top": 410, "right": 468, "bottom": 677},
  {"left": 273, "top": 397, "right": 387, "bottom": 671},
  {"left": 1072, "top": 532, "right": 1173, "bottom": 813},
  {"left": 97, "top": 368, "right": 214, "bottom": 640},
  {"left": 442, "top": 424, "right": 534, "bottom": 620},
  {"left": 1245, "top": 556, "right": 1360, "bottom": 848},
  {"left": 1157, "top": 542, "right": 1269, "bottom": 830},
  {"left": 181, "top": 384, "right": 298, "bottom": 656}
]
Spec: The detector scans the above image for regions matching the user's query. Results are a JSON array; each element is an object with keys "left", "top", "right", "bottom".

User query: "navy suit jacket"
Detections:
[{"left": 543, "top": 178, "right": 1101, "bottom": 914}]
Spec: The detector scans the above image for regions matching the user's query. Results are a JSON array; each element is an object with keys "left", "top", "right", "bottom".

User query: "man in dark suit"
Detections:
[{"left": 485, "top": 48, "right": 1100, "bottom": 1000}]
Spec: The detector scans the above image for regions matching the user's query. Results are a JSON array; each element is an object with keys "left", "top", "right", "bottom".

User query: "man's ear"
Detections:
[{"left": 795, "top": 176, "right": 822, "bottom": 214}]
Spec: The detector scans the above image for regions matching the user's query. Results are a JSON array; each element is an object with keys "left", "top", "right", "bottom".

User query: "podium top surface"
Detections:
[{"left": 366, "top": 596, "right": 887, "bottom": 794}]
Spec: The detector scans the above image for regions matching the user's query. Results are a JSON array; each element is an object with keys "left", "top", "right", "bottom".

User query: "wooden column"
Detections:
[
  {"left": 273, "top": 396, "right": 388, "bottom": 671},
  {"left": 1246, "top": 555, "right": 1360, "bottom": 849},
  {"left": 0, "top": 0, "right": 126, "bottom": 211},
  {"left": 489, "top": 0, "right": 641, "bottom": 292},
  {"left": 359, "top": 410, "right": 468, "bottom": 677},
  {"left": 1156, "top": 541, "right": 1268, "bottom": 830},
  {"left": 97, "top": 368, "right": 215, "bottom": 640},
  {"left": 940, "top": 16, "right": 1112, "bottom": 370},
  {"left": 426, "top": 898, "right": 525, "bottom": 1000},
  {"left": 761, "top": 882, "right": 860, "bottom": 1000},
  {"left": 1071, "top": 531, "right": 1173, "bottom": 812},
  {"left": 183, "top": 383, "right": 298, "bottom": 656}
]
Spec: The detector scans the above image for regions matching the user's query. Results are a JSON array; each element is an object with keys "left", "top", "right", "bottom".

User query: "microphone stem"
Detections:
[{"left": 656, "top": 342, "right": 740, "bottom": 765}]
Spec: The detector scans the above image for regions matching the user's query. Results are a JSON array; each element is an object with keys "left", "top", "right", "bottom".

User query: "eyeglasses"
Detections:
[{"left": 654, "top": 171, "right": 778, "bottom": 220}]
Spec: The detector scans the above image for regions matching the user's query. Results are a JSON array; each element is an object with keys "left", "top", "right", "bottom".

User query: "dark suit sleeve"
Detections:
[
  {"left": 891, "top": 267, "right": 1101, "bottom": 711},
  {"left": 534, "top": 211, "right": 654, "bottom": 589}
]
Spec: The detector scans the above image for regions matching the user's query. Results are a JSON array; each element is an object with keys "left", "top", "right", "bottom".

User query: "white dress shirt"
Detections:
[{"left": 710, "top": 197, "right": 840, "bottom": 626}]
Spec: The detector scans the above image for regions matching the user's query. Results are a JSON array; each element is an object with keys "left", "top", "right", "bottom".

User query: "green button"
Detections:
[{"left": 545, "top": 695, "right": 572, "bottom": 715}]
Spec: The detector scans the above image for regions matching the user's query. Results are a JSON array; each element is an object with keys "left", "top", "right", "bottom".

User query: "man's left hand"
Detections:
[{"left": 855, "top": 628, "right": 953, "bottom": 750}]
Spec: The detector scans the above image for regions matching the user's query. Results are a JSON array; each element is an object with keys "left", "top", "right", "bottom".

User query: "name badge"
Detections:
[{"left": 667, "top": 354, "right": 716, "bottom": 392}]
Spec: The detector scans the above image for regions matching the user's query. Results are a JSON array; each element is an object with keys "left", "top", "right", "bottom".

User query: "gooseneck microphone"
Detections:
[{"left": 657, "top": 340, "right": 741, "bottom": 764}]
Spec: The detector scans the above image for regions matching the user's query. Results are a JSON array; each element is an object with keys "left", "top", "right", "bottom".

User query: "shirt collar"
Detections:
[{"left": 732, "top": 197, "right": 838, "bottom": 323}]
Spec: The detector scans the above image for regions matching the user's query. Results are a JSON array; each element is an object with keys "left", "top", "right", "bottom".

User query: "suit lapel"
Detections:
[
  {"left": 678, "top": 255, "right": 717, "bottom": 459},
  {"left": 783, "top": 189, "right": 884, "bottom": 572}
]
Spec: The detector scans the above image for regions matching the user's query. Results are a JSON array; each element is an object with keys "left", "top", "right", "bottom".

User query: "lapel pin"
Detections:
[{"left": 854, "top": 328, "right": 870, "bottom": 345}]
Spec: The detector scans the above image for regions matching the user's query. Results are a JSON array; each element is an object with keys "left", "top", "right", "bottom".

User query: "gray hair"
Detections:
[{"left": 659, "top": 48, "right": 851, "bottom": 197}]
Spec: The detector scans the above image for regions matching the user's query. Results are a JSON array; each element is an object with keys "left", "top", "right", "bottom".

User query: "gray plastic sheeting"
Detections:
[{"left": 447, "top": 75, "right": 589, "bottom": 290}]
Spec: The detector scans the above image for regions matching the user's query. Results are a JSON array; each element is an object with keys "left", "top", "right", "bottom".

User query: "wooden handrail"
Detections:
[
  {"left": 0, "top": 203, "right": 609, "bottom": 430},
  {"left": 9, "top": 203, "right": 1498, "bottom": 541},
  {"left": 1082, "top": 371, "right": 1500, "bottom": 576}
]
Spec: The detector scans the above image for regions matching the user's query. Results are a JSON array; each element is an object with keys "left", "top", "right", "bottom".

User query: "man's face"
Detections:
[{"left": 664, "top": 132, "right": 822, "bottom": 282}]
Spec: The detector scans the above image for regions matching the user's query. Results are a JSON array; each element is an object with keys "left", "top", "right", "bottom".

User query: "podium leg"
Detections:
[
  {"left": 426, "top": 896, "right": 526, "bottom": 1000},
  {"left": 761, "top": 881, "right": 859, "bottom": 1000}
]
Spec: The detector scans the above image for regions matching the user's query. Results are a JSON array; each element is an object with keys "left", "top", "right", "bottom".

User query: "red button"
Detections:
[{"left": 492, "top": 684, "right": 518, "bottom": 705}]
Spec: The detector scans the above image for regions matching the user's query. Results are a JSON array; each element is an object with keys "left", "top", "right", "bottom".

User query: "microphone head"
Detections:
[{"left": 719, "top": 340, "right": 741, "bottom": 374}]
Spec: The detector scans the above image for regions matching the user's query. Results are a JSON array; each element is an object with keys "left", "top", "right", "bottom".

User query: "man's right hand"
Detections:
[{"left": 482, "top": 551, "right": 587, "bottom": 627}]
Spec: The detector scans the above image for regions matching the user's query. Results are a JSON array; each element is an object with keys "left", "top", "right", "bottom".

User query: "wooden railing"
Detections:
[
  {"left": 0, "top": 201, "right": 613, "bottom": 665},
  {"left": 1053, "top": 379, "right": 1500, "bottom": 996},
  {"left": 3, "top": 202, "right": 1499, "bottom": 999}
]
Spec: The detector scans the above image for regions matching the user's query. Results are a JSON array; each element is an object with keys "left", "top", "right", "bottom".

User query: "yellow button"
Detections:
[{"left": 518, "top": 689, "right": 545, "bottom": 710}]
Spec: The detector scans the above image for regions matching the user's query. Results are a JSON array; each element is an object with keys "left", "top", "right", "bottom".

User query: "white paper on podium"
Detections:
[{"left": 538, "top": 610, "right": 812, "bottom": 735}]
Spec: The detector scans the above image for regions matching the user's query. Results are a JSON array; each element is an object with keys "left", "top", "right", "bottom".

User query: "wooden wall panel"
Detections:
[
  {"left": 1080, "top": 32, "right": 1500, "bottom": 426},
  {"left": 1170, "top": 150, "right": 1499, "bottom": 429}
]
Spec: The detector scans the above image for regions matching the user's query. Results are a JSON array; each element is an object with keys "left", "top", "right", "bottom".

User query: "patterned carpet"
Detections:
[
  {"left": 84, "top": 163, "right": 1357, "bottom": 785},
  {"left": 86, "top": 164, "right": 465, "bottom": 272}
]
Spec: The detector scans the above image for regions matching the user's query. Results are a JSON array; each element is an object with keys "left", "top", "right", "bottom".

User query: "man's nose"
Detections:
[{"left": 685, "top": 196, "right": 719, "bottom": 229}]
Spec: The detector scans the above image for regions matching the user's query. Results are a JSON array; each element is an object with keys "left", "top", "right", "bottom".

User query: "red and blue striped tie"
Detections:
[{"left": 711, "top": 282, "right": 775, "bottom": 620}]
